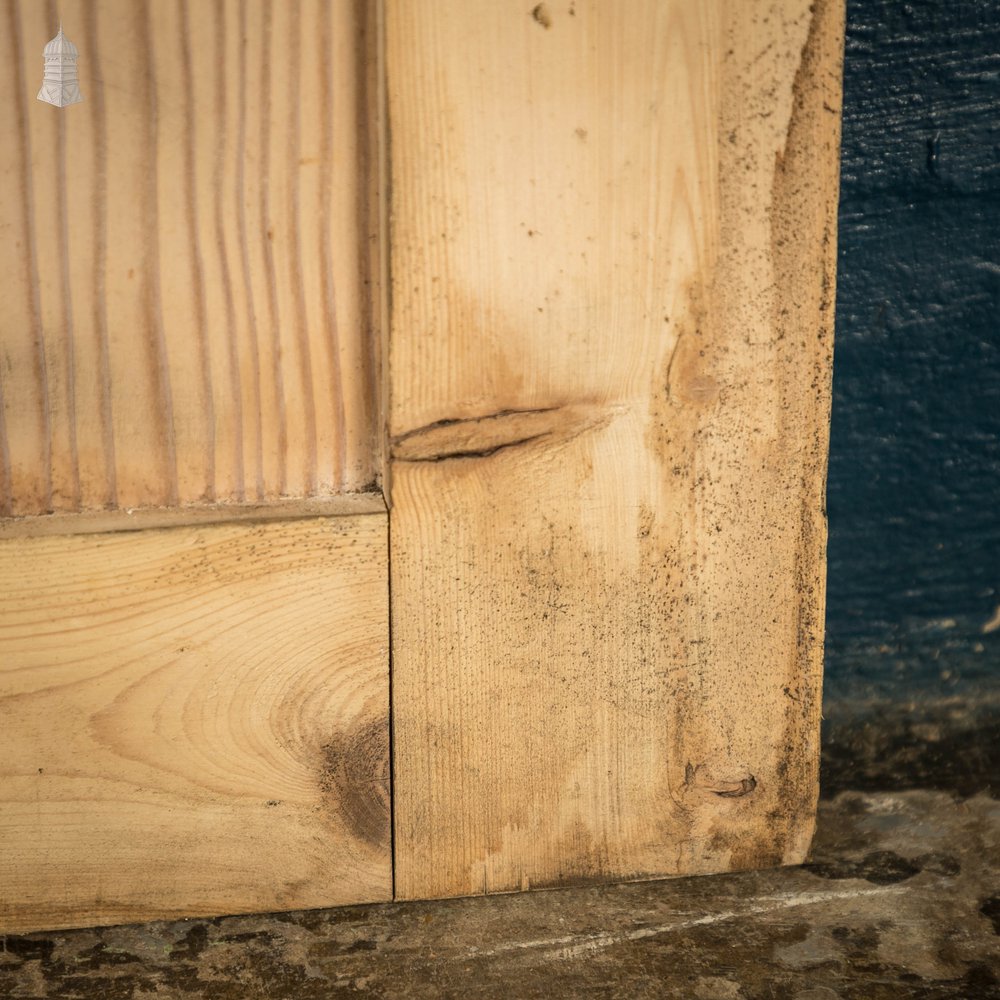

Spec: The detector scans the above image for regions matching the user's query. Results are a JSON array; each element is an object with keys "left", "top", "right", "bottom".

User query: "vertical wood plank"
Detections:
[
  {"left": 0, "top": 0, "right": 378, "bottom": 515},
  {"left": 388, "top": 0, "right": 844, "bottom": 899}
]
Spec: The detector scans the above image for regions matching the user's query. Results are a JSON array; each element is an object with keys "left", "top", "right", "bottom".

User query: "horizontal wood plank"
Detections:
[{"left": 0, "top": 511, "right": 390, "bottom": 932}]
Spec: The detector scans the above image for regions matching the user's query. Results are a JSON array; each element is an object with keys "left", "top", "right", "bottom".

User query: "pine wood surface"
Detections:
[
  {"left": 0, "top": 491, "right": 384, "bottom": 539},
  {"left": 387, "top": 0, "right": 844, "bottom": 899},
  {"left": 0, "top": 0, "right": 378, "bottom": 515},
  {"left": 0, "top": 510, "right": 390, "bottom": 933}
]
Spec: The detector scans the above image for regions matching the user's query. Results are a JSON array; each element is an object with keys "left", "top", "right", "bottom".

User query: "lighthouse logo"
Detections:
[{"left": 37, "top": 24, "right": 83, "bottom": 108}]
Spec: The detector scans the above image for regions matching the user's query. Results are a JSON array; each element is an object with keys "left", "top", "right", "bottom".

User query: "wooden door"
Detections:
[{"left": 0, "top": 0, "right": 844, "bottom": 932}]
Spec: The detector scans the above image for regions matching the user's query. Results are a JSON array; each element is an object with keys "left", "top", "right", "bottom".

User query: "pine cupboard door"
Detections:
[
  {"left": 0, "top": 0, "right": 390, "bottom": 933},
  {"left": 0, "top": 0, "right": 844, "bottom": 932}
]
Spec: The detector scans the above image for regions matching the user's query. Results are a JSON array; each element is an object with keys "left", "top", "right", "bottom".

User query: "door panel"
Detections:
[{"left": 0, "top": 0, "right": 378, "bottom": 513}]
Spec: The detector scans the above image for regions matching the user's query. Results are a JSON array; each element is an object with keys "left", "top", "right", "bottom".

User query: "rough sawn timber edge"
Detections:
[{"left": 386, "top": 0, "right": 844, "bottom": 900}]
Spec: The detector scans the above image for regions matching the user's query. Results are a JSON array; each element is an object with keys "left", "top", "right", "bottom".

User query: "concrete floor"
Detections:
[{"left": 2, "top": 698, "right": 999, "bottom": 999}]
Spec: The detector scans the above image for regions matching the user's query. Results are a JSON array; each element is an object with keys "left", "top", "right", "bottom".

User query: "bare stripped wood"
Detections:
[
  {"left": 0, "top": 0, "right": 378, "bottom": 515},
  {"left": 0, "top": 511, "right": 390, "bottom": 933},
  {"left": 388, "top": 0, "right": 844, "bottom": 898},
  {"left": 0, "top": 492, "right": 384, "bottom": 539}
]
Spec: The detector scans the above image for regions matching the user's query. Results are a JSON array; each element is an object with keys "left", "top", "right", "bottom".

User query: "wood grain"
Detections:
[
  {"left": 0, "top": 510, "right": 390, "bottom": 933},
  {"left": 0, "top": 0, "right": 379, "bottom": 515},
  {"left": 0, "top": 491, "right": 384, "bottom": 539},
  {"left": 387, "top": 0, "right": 844, "bottom": 898}
]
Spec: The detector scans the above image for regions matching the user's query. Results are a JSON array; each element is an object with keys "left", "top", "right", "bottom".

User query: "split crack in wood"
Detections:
[
  {"left": 713, "top": 775, "right": 758, "bottom": 798},
  {"left": 391, "top": 403, "right": 620, "bottom": 463}
]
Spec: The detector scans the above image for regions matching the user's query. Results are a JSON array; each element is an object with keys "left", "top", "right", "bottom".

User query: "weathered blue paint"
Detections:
[{"left": 826, "top": 0, "right": 1000, "bottom": 701}]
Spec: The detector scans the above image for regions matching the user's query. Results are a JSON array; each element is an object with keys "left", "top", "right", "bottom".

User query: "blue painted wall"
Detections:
[{"left": 826, "top": 0, "right": 1000, "bottom": 703}]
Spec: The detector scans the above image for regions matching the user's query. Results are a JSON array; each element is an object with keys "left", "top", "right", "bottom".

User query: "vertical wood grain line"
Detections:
[
  {"left": 8, "top": 0, "right": 52, "bottom": 512},
  {"left": 0, "top": 376, "right": 11, "bottom": 515},
  {"left": 361, "top": 0, "right": 383, "bottom": 488},
  {"left": 179, "top": 0, "right": 216, "bottom": 501},
  {"left": 288, "top": 0, "right": 318, "bottom": 494},
  {"left": 213, "top": 0, "right": 245, "bottom": 502},
  {"left": 374, "top": 0, "right": 390, "bottom": 496},
  {"left": 85, "top": 3, "right": 117, "bottom": 508},
  {"left": 140, "top": 2, "right": 178, "bottom": 505},
  {"left": 45, "top": 0, "right": 80, "bottom": 509},
  {"left": 0, "top": 3, "right": 15, "bottom": 513},
  {"left": 235, "top": 0, "right": 264, "bottom": 501},
  {"left": 55, "top": 109, "right": 82, "bottom": 509},
  {"left": 0, "top": 316, "right": 11, "bottom": 513},
  {"left": 320, "top": 0, "right": 347, "bottom": 489},
  {"left": 259, "top": 1, "right": 288, "bottom": 495}
]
